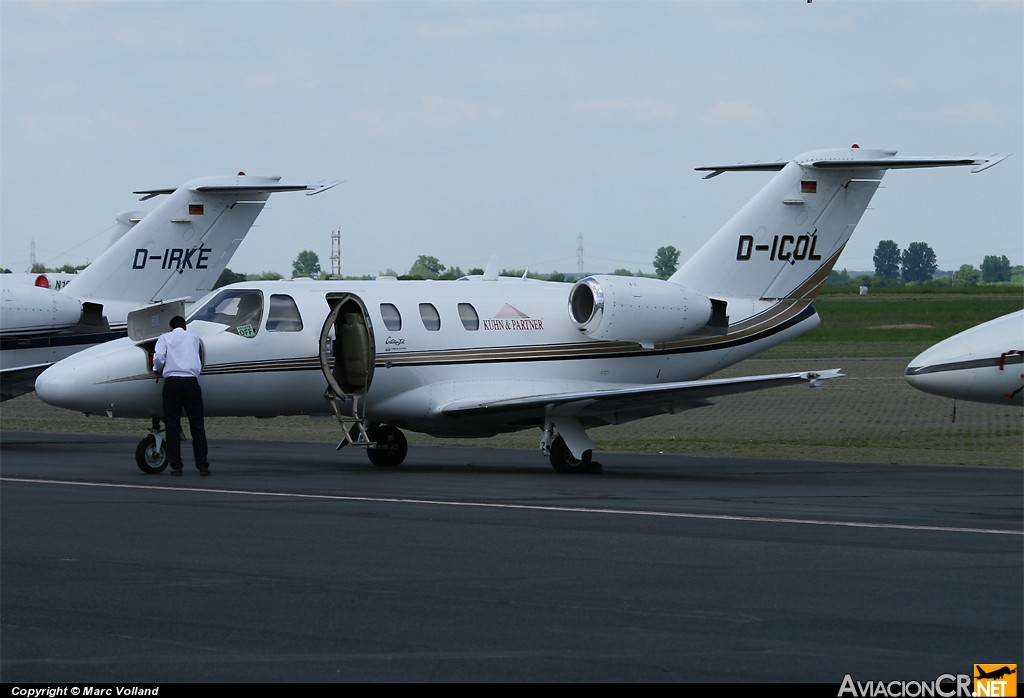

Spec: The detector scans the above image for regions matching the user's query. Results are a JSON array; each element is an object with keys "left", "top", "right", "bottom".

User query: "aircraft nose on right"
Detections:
[
  {"left": 36, "top": 355, "right": 109, "bottom": 412},
  {"left": 904, "top": 336, "right": 973, "bottom": 399}
]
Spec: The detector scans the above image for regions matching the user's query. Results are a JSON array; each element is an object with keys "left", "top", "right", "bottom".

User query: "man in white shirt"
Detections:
[{"left": 153, "top": 316, "right": 210, "bottom": 475}]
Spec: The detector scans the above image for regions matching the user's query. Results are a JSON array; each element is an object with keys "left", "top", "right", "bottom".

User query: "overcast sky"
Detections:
[{"left": 2, "top": 0, "right": 1021, "bottom": 279}]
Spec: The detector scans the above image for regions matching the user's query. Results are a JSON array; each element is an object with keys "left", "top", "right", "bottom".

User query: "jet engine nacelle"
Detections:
[
  {"left": 568, "top": 275, "right": 713, "bottom": 348},
  {"left": 1, "top": 284, "right": 83, "bottom": 335}
]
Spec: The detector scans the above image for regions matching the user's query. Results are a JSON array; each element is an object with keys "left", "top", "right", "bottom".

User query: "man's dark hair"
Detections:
[{"left": 169, "top": 316, "right": 187, "bottom": 330}]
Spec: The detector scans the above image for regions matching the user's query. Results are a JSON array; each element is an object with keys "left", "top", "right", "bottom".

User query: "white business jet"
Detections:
[
  {"left": 35, "top": 146, "right": 1007, "bottom": 473},
  {"left": 1, "top": 174, "right": 337, "bottom": 399},
  {"left": 3, "top": 210, "right": 145, "bottom": 292},
  {"left": 905, "top": 310, "right": 1023, "bottom": 406}
]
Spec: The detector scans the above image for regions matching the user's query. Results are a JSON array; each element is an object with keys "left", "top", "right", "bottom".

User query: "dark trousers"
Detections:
[{"left": 162, "top": 377, "right": 209, "bottom": 471}]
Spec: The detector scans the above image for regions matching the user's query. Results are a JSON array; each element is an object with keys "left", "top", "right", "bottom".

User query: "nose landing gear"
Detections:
[{"left": 135, "top": 418, "right": 168, "bottom": 474}]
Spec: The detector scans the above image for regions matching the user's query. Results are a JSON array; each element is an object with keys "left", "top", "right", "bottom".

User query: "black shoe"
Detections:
[
  {"left": 170, "top": 469, "right": 182, "bottom": 476},
  {"left": 199, "top": 469, "right": 211, "bottom": 477}
]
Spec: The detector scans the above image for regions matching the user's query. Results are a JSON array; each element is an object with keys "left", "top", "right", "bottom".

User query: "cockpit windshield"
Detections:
[{"left": 187, "top": 289, "right": 264, "bottom": 338}]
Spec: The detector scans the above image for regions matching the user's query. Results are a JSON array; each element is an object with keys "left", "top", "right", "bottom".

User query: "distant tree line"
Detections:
[
  {"left": 205, "top": 243, "right": 1024, "bottom": 291},
  {"left": 872, "top": 239, "right": 1015, "bottom": 286},
  {"left": 868, "top": 237, "right": 1011, "bottom": 284},
  {"left": 0, "top": 262, "right": 89, "bottom": 275},
  {"left": 871, "top": 239, "right": 940, "bottom": 283},
  {"left": 823, "top": 240, "right": 1021, "bottom": 290},
  {"left": 211, "top": 249, "right": 678, "bottom": 288}
]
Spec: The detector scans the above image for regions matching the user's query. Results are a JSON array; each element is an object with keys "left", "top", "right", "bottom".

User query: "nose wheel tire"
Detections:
[
  {"left": 135, "top": 434, "right": 169, "bottom": 474},
  {"left": 366, "top": 425, "right": 408, "bottom": 467}
]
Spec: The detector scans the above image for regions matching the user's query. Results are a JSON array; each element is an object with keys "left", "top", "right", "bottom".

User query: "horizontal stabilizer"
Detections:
[
  {"left": 58, "top": 172, "right": 338, "bottom": 307},
  {"left": 697, "top": 162, "right": 787, "bottom": 178},
  {"left": 135, "top": 177, "right": 340, "bottom": 200},
  {"left": 192, "top": 181, "right": 340, "bottom": 196},
  {"left": 696, "top": 151, "right": 1008, "bottom": 178},
  {"left": 808, "top": 155, "right": 1008, "bottom": 173},
  {"left": 676, "top": 147, "right": 1008, "bottom": 302}
]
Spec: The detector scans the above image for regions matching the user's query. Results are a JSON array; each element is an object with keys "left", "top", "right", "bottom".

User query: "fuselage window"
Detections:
[
  {"left": 380, "top": 303, "right": 402, "bottom": 331},
  {"left": 267, "top": 294, "right": 303, "bottom": 332},
  {"left": 188, "top": 289, "right": 263, "bottom": 338},
  {"left": 419, "top": 303, "right": 441, "bottom": 331},
  {"left": 458, "top": 303, "right": 479, "bottom": 331}
]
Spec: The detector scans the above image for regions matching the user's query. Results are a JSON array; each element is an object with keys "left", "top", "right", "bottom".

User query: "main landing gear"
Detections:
[
  {"left": 135, "top": 417, "right": 169, "bottom": 474},
  {"left": 541, "top": 417, "right": 602, "bottom": 474},
  {"left": 365, "top": 424, "right": 408, "bottom": 467},
  {"left": 547, "top": 434, "right": 602, "bottom": 474},
  {"left": 328, "top": 407, "right": 410, "bottom": 468}
]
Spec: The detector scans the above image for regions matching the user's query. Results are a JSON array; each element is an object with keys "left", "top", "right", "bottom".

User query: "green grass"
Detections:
[{"left": 764, "top": 295, "right": 1023, "bottom": 359}]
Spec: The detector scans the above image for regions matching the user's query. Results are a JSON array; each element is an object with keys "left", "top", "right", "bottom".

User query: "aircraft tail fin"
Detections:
[
  {"left": 670, "top": 147, "right": 1007, "bottom": 302},
  {"left": 61, "top": 174, "right": 339, "bottom": 304}
]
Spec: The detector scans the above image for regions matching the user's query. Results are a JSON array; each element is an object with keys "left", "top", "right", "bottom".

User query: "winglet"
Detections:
[
  {"left": 970, "top": 154, "right": 1010, "bottom": 173},
  {"left": 803, "top": 368, "right": 844, "bottom": 388},
  {"left": 304, "top": 179, "right": 344, "bottom": 195}
]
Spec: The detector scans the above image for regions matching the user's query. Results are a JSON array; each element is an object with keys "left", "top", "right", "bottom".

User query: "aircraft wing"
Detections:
[
  {"left": 441, "top": 369, "right": 843, "bottom": 421},
  {"left": 0, "top": 363, "right": 53, "bottom": 401}
]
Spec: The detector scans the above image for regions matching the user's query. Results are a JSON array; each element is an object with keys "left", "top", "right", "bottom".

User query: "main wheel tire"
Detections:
[
  {"left": 366, "top": 425, "right": 408, "bottom": 467},
  {"left": 549, "top": 435, "right": 592, "bottom": 474},
  {"left": 135, "top": 435, "right": 169, "bottom": 474}
]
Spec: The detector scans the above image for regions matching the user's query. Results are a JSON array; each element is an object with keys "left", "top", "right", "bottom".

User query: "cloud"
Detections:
[
  {"left": 888, "top": 77, "right": 917, "bottom": 92},
  {"left": 419, "top": 95, "right": 501, "bottom": 127},
  {"left": 417, "top": 10, "right": 604, "bottom": 40},
  {"left": 572, "top": 97, "right": 677, "bottom": 118},
  {"left": 702, "top": 100, "right": 764, "bottom": 126},
  {"left": 937, "top": 102, "right": 1005, "bottom": 124},
  {"left": 351, "top": 96, "right": 501, "bottom": 139}
]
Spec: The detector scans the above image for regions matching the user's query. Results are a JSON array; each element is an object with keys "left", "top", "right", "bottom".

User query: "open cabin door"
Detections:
[
  {"left": 127, "top": 300, "right": 193, "bottom": 373},
  {"left": 127, "top": 300, "right": 187, "bottom": 342},
  {"left": 319, "top": 293, "right": 376, "bottom": 448}
]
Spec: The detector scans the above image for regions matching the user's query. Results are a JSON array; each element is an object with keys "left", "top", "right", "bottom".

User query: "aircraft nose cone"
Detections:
[
  {"left": 36, "top": 355, "right": 110, "bottom": 412},
  {"left": 905, "top": 336, "right": 974, "bottom": 399}
]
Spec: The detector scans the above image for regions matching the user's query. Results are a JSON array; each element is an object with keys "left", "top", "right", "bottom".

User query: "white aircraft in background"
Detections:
[
  {"left": 35, "top": 146, "right": 1007, "bottom": 474},
  {"left": 2, "top": 211, "right": 146, "bottom": 291},
  {"left": 905, "top": 310, "right": 1023, "bottom": 406},
  {"left": 1, "top": 174, "right": 337, "bottom": 400}
]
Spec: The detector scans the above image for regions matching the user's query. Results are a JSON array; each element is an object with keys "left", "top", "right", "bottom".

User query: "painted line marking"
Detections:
[{"left": 2, "top": 476, "right": 1020, "bottom": 536}]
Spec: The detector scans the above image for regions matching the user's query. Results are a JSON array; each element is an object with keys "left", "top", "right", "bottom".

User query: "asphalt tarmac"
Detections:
[{"left": 1, "top": 431, "right": 1021, "bottom": 683}]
